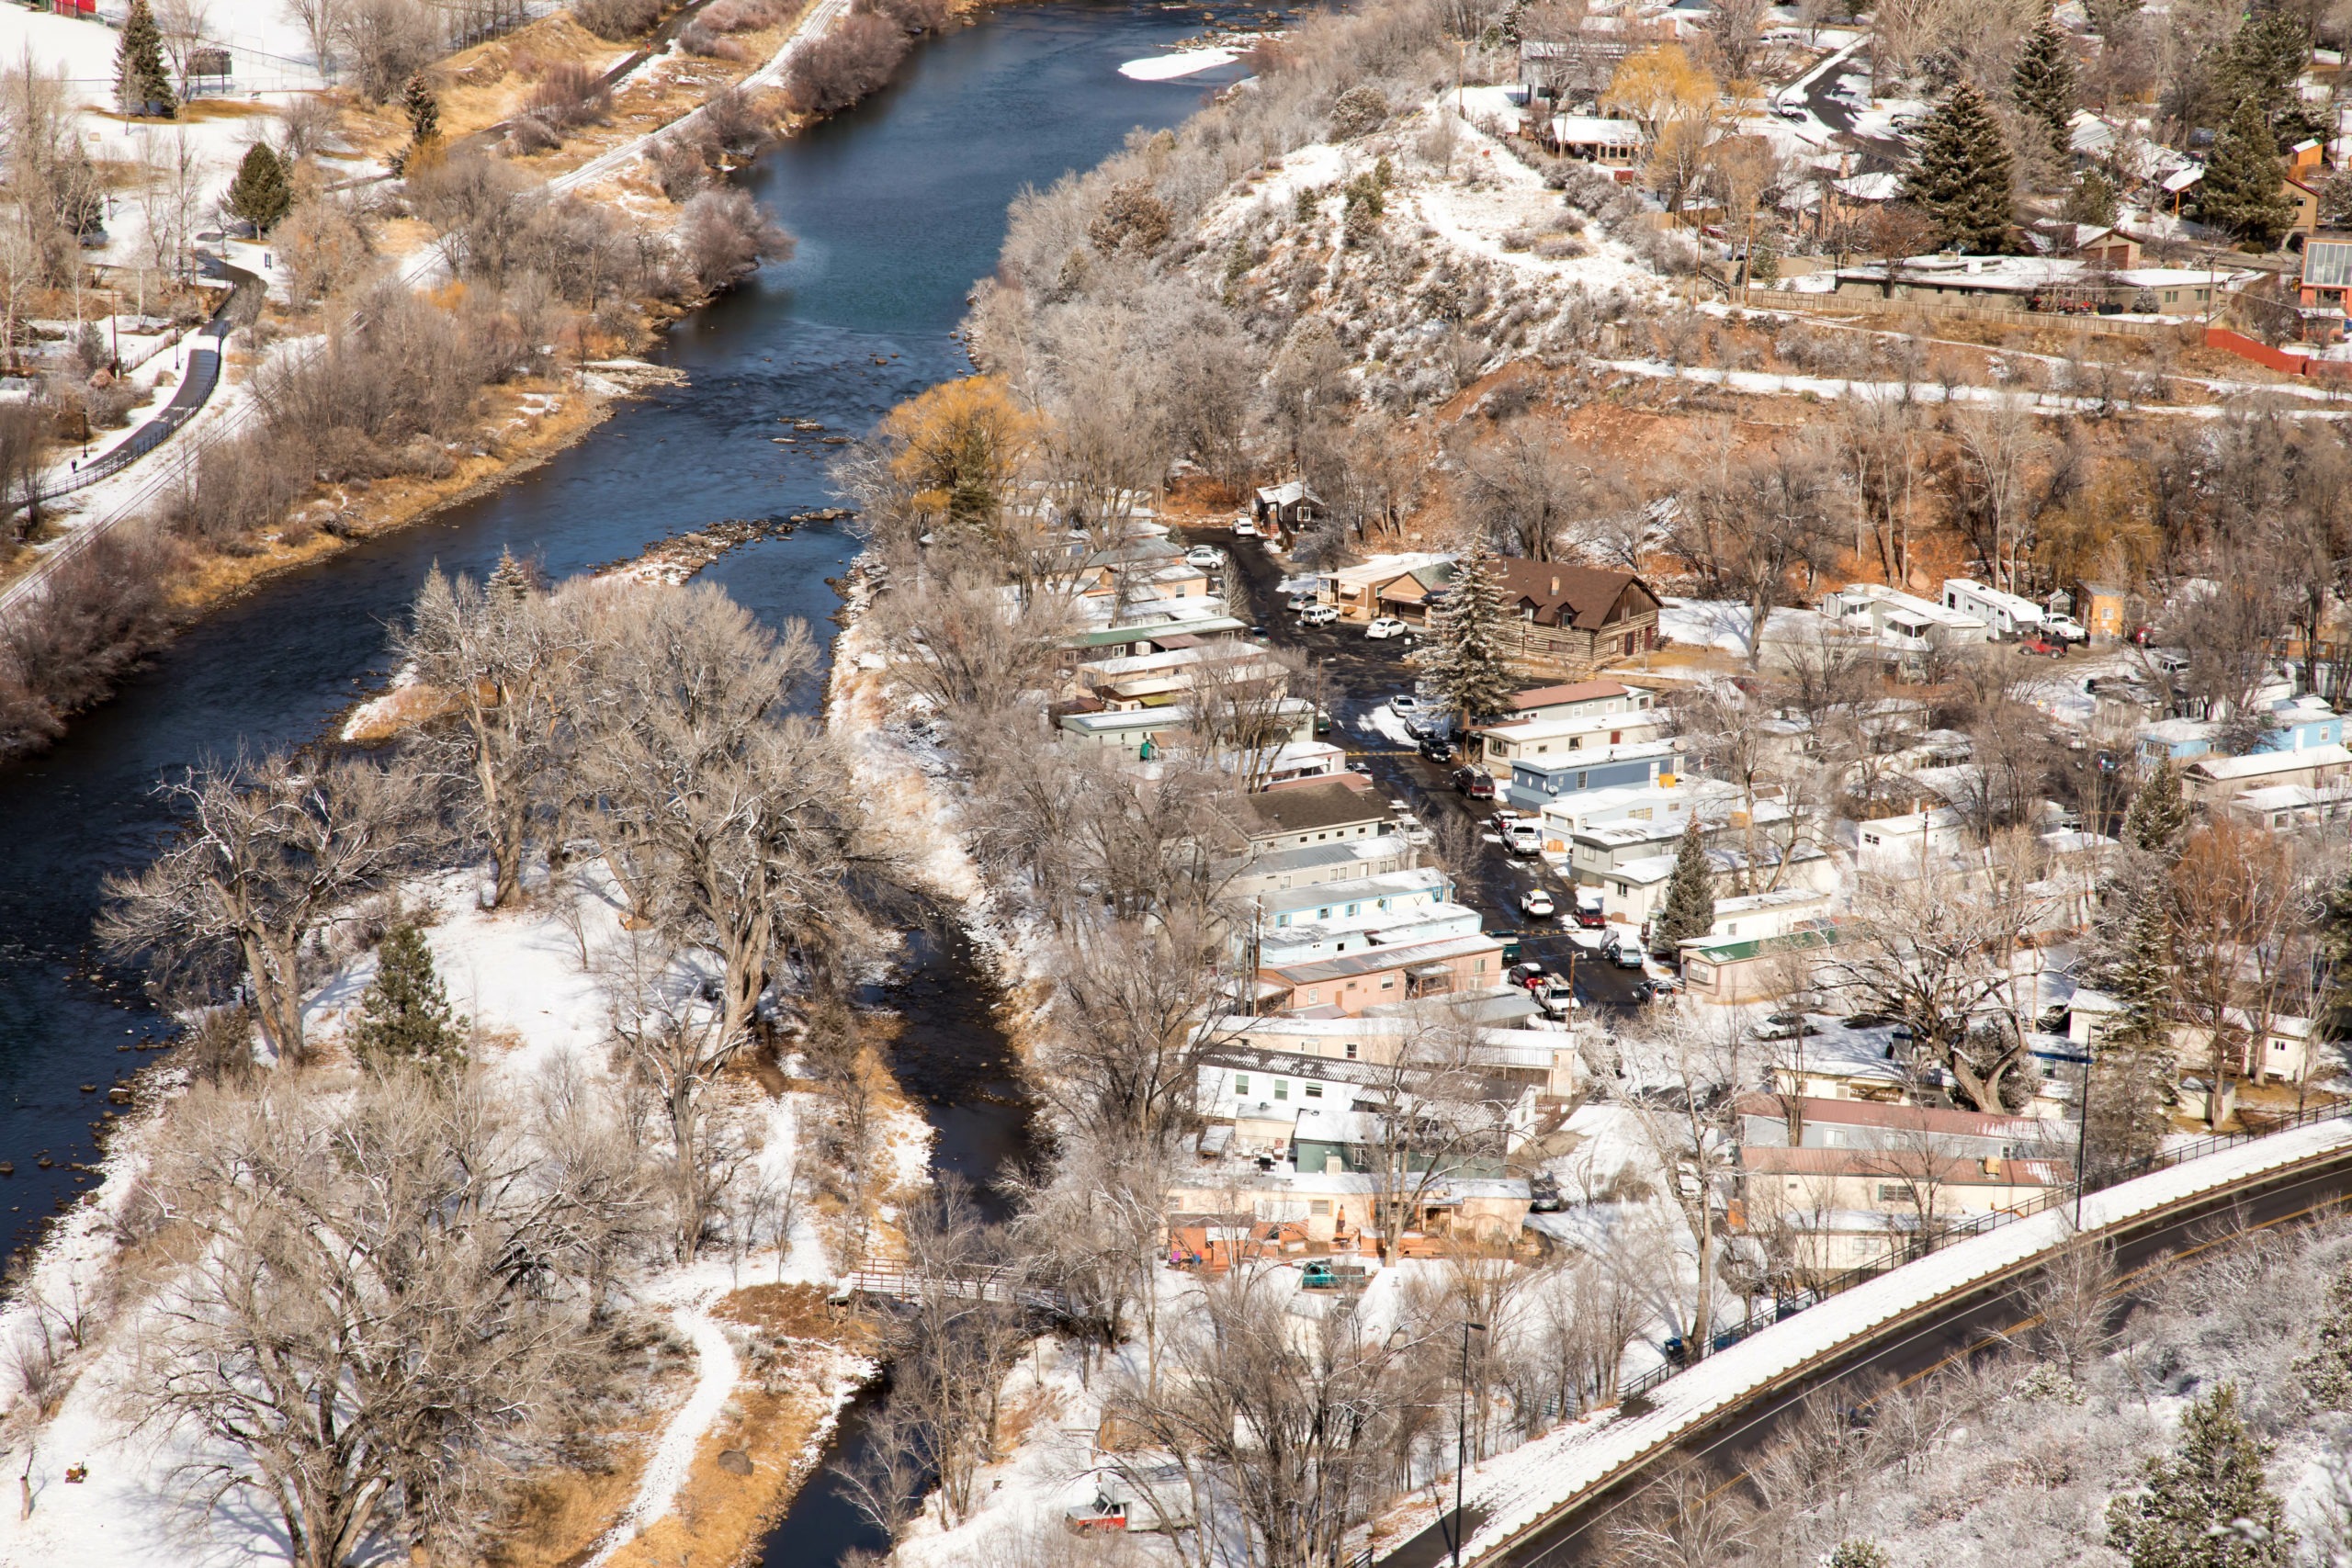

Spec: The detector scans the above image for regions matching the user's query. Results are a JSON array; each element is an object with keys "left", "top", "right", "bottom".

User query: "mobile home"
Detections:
[{"left": 1941, "top": 579, "right": 2045, "bottom": 639}]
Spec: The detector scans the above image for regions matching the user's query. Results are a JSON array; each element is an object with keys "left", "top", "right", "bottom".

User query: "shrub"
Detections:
[
  {"left": 0, "top": 522, "right": 181, "bottom": 757},
  {"left": 571, "top": 0, "right": 663, "bottom": 40},
  {"left": 678, "top": 21, "right": 744, "bottom": 58},
  {"left": 782, "top": 13, "right": 910, "bottom": 117},
  {"left": 526, "top": 60, "right": 609, "bottom": 130},
  {"left": 1329, "top": 84, "right": 1389, "bottom": 139},
  {"left": 677, "top": 187, "right": 794, "bottom": 293}
]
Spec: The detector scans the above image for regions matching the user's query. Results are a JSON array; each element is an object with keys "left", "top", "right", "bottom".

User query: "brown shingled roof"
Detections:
[
  {"left": 1490, "top": 560, "right": 1657, "bottom": 632},
  {"left": 1509, "top": 679, "right": 1631, "bottom": 710}
]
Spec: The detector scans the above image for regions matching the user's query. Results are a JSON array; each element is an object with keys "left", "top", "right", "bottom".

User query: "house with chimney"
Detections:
[{"left": 1488, "top": 559, "right": 1663, "bottom": 677}]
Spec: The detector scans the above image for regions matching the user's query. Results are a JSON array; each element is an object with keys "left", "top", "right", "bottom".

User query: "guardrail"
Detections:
[{"left": 1612, "top": 1093, "right": 2352, "bottom": 1406}]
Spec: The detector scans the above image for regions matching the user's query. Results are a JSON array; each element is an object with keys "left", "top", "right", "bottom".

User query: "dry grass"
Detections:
[{"left": 154, "top": 378, "right": 612, "bottom": 620}]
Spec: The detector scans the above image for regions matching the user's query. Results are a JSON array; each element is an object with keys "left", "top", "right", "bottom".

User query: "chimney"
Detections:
[{"left": 1550, "top": 574, "right": 1560, "bottom": 596}]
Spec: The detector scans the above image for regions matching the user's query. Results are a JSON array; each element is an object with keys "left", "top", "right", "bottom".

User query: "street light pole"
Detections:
[
  {"left": 1449, "top": 1320, "right": 1488, "bottom": 1568},
  {"left": 2073, "top": 1050, "right": 2093, "bottom": 1229}
]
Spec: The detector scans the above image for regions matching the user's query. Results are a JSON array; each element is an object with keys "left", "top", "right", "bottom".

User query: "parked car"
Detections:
[
  {"left": 1575, "top": 906, "right": 1606, "bottom": 930},
  {"left": 1402, "top": 822, "right": 1434, "bottom": 846},
  {"left": 1365, "top": 616, "right": 1408, "bottom": 639},
  {"left": 1418, "top": 736, "right": 1456, "bottom": 764},
  {"left": 1521, "top": 887, "right": 1557, "bottom": 919},
  {"left": 1528, "top": 1174, "right": 1566, "bottom": 1213},
  {"left": 1345, "top": 760, "right": 1373, "bottom": 776},
  {"left": 1508, "top": 961, "right": 1547, "bottom": 988},
  {"left": 1752, "top": 1012, "right": 1821, "bottom": 1041},
  {"left": 1505, "top": 821, "right": 1544, "bottom": 858},
  {"left": 1629, "top": 979, "right": 1657, "bottom": 1005},
  {"left": 2017, "top": 632, "right": 2067, "bottom": 658},
  {"left": 1300, "top": 604, "right": 1340, "bottom": 626},
  {"left": 1286, "top": 593, "right": 1311, "bottom": 613},
  {"left": 1313, "top": 708, "right": 1333, "bottom": 735},
  {"left": 1611, "top": 942, "right": 1645, "bottom": 970},
  {"left": 1487, "top": 930, "right": 1526, "bottom": 962},
  {"left": 2043, "top": 614, "right": 2087, "bottom": 643},
  {"left": 1451, "top": 766, "right": 1495, "bottom": 798},
  {"left": 1388, "top": 694, "right": 1424, "bottom": 717},
  {"left": 1230, "top": 517, "right": 1259, "bottom": 537},
  {"left": 1184, "top": 545, "right": 1225, "bottom": 569},
  {"left": 1300, "top": 1260, "right": 1366, "bottom": 1290}
]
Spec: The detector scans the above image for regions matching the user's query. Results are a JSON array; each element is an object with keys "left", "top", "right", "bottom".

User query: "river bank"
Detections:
[{"left": 0, "top": 10, "right": 1246, "bottom": 1565}]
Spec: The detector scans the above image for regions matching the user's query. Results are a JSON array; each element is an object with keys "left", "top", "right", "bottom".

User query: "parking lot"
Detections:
[{"left": 1187, "top": 523, "right": 1653, "bottom": 1017}]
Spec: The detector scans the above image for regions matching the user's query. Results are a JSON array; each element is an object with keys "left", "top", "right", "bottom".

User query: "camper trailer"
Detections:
[{"left": 1941, "top": 579, "right": 2045, "bottom": 640}]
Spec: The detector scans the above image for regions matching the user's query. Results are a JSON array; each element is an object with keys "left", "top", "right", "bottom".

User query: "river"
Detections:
[{"left": 0, "top": 6, "right": 1252, "bottom": 1553}]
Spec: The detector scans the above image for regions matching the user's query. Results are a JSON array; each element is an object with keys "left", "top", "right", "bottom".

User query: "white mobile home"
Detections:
[{"left": 1941, "top": 579, "right": 2045, "bottom": 639}]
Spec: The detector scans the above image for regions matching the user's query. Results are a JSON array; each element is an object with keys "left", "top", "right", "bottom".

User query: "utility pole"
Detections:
[
  {"left": 2072, "top": 1050, "right": 2092, "bottom": 1229},
  {"left": 1445, "top": 1320, "right": 1488, "bottom": 1568}
]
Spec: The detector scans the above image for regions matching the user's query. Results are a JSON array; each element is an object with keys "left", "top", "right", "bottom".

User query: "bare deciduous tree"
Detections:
[{"left": 99, "top": 753, "right": 426, "bottom": 1065}]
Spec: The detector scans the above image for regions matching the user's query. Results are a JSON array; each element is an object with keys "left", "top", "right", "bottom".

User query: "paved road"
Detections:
[
  {"left": 1191, "top": 526, "right": 1650, "bottom": 1019},
  {"left": 1378, "top": 1142, "right": 2352, "bottom": 1568}
]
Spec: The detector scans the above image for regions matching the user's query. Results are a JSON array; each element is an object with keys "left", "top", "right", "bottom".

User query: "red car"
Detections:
[
  {"left": 1452, "top": 766, "right": 1495, "bottom": 799},
  {"left": 2017, "top": 633, "right": 2066, "bottom": 658}
]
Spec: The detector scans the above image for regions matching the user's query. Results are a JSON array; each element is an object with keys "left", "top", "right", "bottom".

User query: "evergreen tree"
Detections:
[
  {"left": 355, "top": 923, "right": 463, "bottom": 1072},
  {"left": 1653, "top": 815, "right": 1716, "bottom": 955},
  {"left": 485, "top": 547, "right": 540, "bottom": 606},
  {"left": 116, "top": 0, "right": 176, "bottom": 120},
  {"left": 2121, "top": 761, "right": 2188, "bottom": 858},
  {"left": 224, "top": 143, "right": 291, "bottom": 233},
  {"left": 1903, "top": 81, "right": 2015, "bottom": 253},
  {"left": 2106, "top": 877, "right": 2175, "bottom": 1047},
  {"left": 2012, "top": 12, "right": 2079, "bottom": 160},
  {"left": 404, "top": 72, "right": 441, "bottom": 147},
  {"left": 2067, "top": 166, "right": 2120, "bottom": 228},
  {"left": 1827, "top": 1546, "right": 1892, "bottom": 1568},
  {"left": 2107, "top": 1382, "right": 2295, "bottom": 1568},
  {"left": 2221, "top": 8, "right": 2311, "bottom": 122},
  {"left": 2314, "top": 868, "right": 2352, "bottom": 1042},
  {"left": 2296, "top": 1264, "right": 2352, "bottom": 1409},
  {"left": 1428, "top": 550, "right": 1517, "bottom": 729},
  {"left": 2199, "top": 95, "right": 2295, "bottom": 249}
]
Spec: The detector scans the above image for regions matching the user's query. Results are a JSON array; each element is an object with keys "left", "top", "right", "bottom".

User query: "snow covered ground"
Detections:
[
  {"left": 0, "top": 858, "right": 910, "bottom": 1568},
  {"left": 1417, "top": 1114, "right": 2352, "bottom": 1565},
  {"left": 1119, "top": 46, "right": 1239, "bottom": 81}
]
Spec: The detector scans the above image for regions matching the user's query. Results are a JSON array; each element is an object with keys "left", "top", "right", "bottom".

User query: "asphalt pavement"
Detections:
[
  {"left": 1377, "top": 1144, "right": 2352, "bottom": 1568},
  {"left": 1193, "top": 525, "right": 1649, "bottom": 1019}
]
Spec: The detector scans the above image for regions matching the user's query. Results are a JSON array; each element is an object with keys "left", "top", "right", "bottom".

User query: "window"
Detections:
[
  {"left": 1305, "top": 1082, "right": 1325, "bottom": 1099},
  {"left": 1275, "top": 913, "right": 1292, "bottom": 928},
  {"left": 1309, "top": 1199, "right": 1331, "bottom": 1216},
  {"left": 1346, "top": 903, "right": 1360, "bottom": 917},
  {"left": 1273, "top": 1080, "right": 1289, "bottom": 1100},
  {"left": 1304, "top": 990, "right": 1318, "bottom": 1004},
  {"left": 1630, "top": 807, "right": 1652, "bottom": 821},
  {"left": 1345, "top": 1043, "right": 1359, "bottom": 1060},
  {"left": 1476, "top": 957, "right": 1487, "bottom": 972},
  {"left": 1380, "top": 976, "right": 1396, "bottom": 988},
  {"left": 1235, "top": 1075, "right": 1250, "bottom": 1096},
  {"left": 1876, "top": 1183, "right": 1910, "bottom": 1202},
  {"left": 1317, "top": 908, "right": 1331, "bottom": 920}
]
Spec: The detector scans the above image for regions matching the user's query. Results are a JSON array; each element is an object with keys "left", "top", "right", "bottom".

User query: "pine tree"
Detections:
[
  {"left": 2199, "top": 94, "right": 2295, "bottom": 249},
  {"left": 1428, "top": 550, "right": 1517, "bottom": 729},
  {"left": 116, "top": 0, "right": 176, "bottom": 120},
  {"left": 2107, "top": 1382, "right": 2296, "bottom": 1568},
  {"left": 2296, "top": 1264, "right": 2352, "bottom": 1409},
  {"left": 2121, "top": 761, "right": 2188, "bottom": 858},
  {"left": 355, "top": 923, "right": 463, "bottom": 1072},
  {"left": 2012, "top": 12, "right": 2079, "bottom": 160},
  {"left": 2221, "top": 8, "right": 2311, "bottom": 121},
  {"left": 485, "top": 547, "right": 540, "bottom": 606},
  {"left": 1827, "top": 1546, "right": 1892, "bottom": 1568},
  {"left": 1653, "top": 815, "right": 1716, "bottom": 955},
  {"left": 224, "top": 143, "right": 291, "bottom": 233},
  {"left": 2067, "top": 166, "right": 2120, "bottom": 228},
  {"left": 2315, "top": 868, "right": 2352, "bottom": 1041},
  {"left": 1904, "top": 80, "right": 2015, "bottom": 254},
  {"left": 404, "top": 72, "right": 441, "bottom": 147},
  {"left": 2107, "top": 877, "right": 2175, "bottom": 1047}
]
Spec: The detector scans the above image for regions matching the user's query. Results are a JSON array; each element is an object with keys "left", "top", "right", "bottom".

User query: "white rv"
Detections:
[{"left": 1941, "top": 579, "right": 2045, "bottom": 639}]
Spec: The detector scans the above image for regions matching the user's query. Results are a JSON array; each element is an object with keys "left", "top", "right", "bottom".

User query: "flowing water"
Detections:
[{"left": 0, "top": 12, "right": 1270, "bottom": 1556}]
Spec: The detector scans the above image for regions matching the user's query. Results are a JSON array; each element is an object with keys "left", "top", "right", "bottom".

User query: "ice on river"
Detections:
[{"left": 1119, "top": 47, "right": 1238, "bottom": 80}]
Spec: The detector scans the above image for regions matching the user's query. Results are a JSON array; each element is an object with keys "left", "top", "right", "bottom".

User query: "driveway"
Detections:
[{"left": 1192, "top": 525, "right": 1653, "bottom": 1018}]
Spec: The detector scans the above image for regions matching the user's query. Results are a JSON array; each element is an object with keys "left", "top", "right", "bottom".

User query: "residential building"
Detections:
[
  {"left": 1677, "top": 921, "right": 1838, "bottom": 1005},
  {"left": 1825, "top": 582, "right": 1990, "bottom": 651},
  {"left": 1846, "top": 807, "right": 1965, "bottom": 877},
  {"left": 1589, "top": 841, "right": 1836, "bottom": 929},
  {"left": 2068, "top": 988, "right": 2324, "bottom": 1085},
  {"left": 1257, "top": 931, "right": 1509, "bottom": 1017},
  {"left": 1236, "top": 777, "right": 1392, "bottom": 854},
  {"left": 1735, "top": 1094, "right": 2063, "bottom": 1161},
  {"left": 1225, "top": 832, "right": 1419, "bottom": 899},
  {"left": 1251, "top": 480, "right": 1325, "bottom": 536},
  {"left": 1312, "top": 551, "right": 1459, "bottom": 625},
  {"left": 1474, "top": 705, "right": 1672, "bottom": 778},
  {"left": 1532, "top": 113, "right": 1646, "bottom": 175},
  {"left": 1491, "top": 677, "right": 1657, "bottom": 726},
  {"left": 1488, "top": 558, "right": 1664, "bottom": 674},
  {"left": 2222, "top": 779, "right": 2352, "bottom": 831},
  {"left": 1940, "top": 579, "right": 2046, "bottom": 639},
  {"left": 1502, "top": 737, "right": 1680, "bottom": 812},
  {"left": 2182, "top": 743, "right": 2352, "bottom": 807}
]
